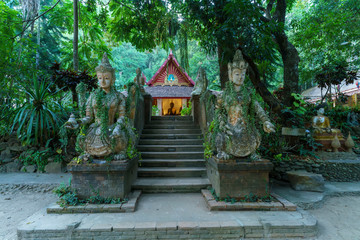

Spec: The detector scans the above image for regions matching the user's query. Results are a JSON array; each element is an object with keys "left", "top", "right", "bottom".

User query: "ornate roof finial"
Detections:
[
  {"left": 231, "top": 49, "right": 248, "bottom": 70},
  {"left": 95, "top": 52, "right": 114, "bottom": 73}
]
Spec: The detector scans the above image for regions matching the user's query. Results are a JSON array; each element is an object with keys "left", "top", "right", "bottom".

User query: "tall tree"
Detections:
[
  {"left": 289, "top": 0, "right": 360, "bottom": 88},
  {"left": 36, "top": 0, "right": 41, "bottom": 69},
  {"left": 259, "top": 0, "right": 300, "bottom": 104},
  {"left": 73, "top": 0, "right": 79, "bottom": 71}
]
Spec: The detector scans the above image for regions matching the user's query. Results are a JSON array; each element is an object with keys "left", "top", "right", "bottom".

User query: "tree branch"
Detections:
[
  {"left": 266, "top": 0, "right": 275, "bottom": 19},
  {"left": 275, "top": 0, "right": 286, "bottom": 23},
  {"left": 112, "top": 0, "right": 142, "bottom": 16},
  {"left": 238, "top": 46, "right": 282, "bottom": 112},
  {"left": 12, "top": 0, "right": 61, "bottom": 39}
]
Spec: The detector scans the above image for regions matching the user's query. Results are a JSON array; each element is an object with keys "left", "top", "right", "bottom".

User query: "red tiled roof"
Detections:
[{"left": 146, "top": 50, "right": 195, "bottom": 87}]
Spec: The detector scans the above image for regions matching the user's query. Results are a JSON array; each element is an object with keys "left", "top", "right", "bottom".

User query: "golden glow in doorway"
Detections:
[{"left": 162, "top": 99, "right": 182, "bottom": 115}]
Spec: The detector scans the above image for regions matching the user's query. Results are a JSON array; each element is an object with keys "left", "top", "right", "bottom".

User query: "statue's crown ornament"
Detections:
[
  {"left": 95, "top": 53, "right": 115, "bottom": 73},
  {"left": 231, "top": 50, "right": 248, "bottom": 70}
]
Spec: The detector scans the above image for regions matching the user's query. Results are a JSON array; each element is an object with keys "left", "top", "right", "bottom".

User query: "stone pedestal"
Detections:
[
  {"left": 67, "top": 158, "right": 138, "bottom": 199},
  {"left": 206, "top": 157, "right": 273, "bottom": 198}
]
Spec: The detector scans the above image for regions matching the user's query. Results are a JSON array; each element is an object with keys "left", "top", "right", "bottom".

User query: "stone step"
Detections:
[
  {"left": 140, "top": 159, "right": 205, "bottom": 168},
  {"left": 140, "top": 134, "right": 203, "bottom": 140},
  {"left": 142, "top": 129, "right": 202, "bottom": 134},
  {"left": 148, "top": 120, "right": 195, "bottom": 126},
  {"left": 137, "top": 145, "right": 204, "bottom": 152},
  {"left": 138, "top": 167, "right": 207, "bottom": 178},
  {"left": 151, "top": 116, "right": 192, "bottom": 121},
  {"left": 141, "top": 152, "right": 204, "bottom": 159},
  {"left": 144, "top": 124, "right": 200, "bottom": 129},
  {"left": 138, "top": 139, "right": 204, "bottom": 146},
  {"left": 132, "top": 177, "right": 211, "bottom": 193}
]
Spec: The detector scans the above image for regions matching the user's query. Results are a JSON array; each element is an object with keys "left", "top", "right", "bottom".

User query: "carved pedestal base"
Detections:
[
  {"left": 206, "top": 157, "right": 273, "bottom": 198},
  {"left": 314, "top": 132, "right": 345, "bottom": 151},
  {"left": 67, "top": 158, "right": 138, "bottom": 199}
]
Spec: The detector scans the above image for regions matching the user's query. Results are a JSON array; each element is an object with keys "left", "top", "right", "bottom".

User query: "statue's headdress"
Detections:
[
  {"left": 230, "top": 50, "right": 248, "bottom": 70},
  {"left": 95, "top": 53, "right": 115, "bottom": 74}
]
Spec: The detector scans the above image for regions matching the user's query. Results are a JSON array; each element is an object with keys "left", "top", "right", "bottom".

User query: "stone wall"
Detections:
[
  {"left": 271, "top": 153, "right": 360, "bottom": 182},
  {"left": 0, "top": 134, "right": 27, "bottom": 173}
]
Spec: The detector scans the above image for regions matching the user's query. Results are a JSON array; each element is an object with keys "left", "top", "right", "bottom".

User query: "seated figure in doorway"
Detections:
[{"left": 167, "top": 102, "right": 176, "bottom": 115}]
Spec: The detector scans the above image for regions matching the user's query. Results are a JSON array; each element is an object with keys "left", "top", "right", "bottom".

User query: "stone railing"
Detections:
[
  {"left": 133, "top": 92, "right": 152, "bottom": 141},
  {"left": 191, "top": 90, "right": 218, "bottom": 134}
]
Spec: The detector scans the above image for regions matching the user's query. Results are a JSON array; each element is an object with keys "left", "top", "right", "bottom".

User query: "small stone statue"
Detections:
[
  {"left": 191, "top": 67, "right": 208, "bottom": 96},
  {"left": 212, "top": 50, "right": 275, "bottom": 160},
  {"left": 66, "top": 53, "right": 135, "bottom": 161}
]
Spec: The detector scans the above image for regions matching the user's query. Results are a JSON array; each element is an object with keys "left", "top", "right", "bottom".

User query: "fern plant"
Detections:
[{"left": 11, "top": 78, "right": 64, "bottom": 146}]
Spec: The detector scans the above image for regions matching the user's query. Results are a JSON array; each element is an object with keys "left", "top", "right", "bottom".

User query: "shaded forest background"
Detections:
[{"left": 0, "top": 0, "right": 359, "bottom": 148}]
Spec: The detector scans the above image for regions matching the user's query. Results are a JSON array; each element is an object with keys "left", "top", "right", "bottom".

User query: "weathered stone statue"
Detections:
[
  {"left": 66, "top": 53, "right": 135, "bottom": 161},
  {"left": 213, "top": 50, "right": 275, "bottom": 160},
  {"left": 134, "top": 67, "right": 146, "bottom": 92},
  {"left": 191, "top": 67, "right": 208, "bottom": 95}
]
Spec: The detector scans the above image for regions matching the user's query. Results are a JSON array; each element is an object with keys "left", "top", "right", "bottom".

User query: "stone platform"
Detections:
[
  {"left": 18, "top": 193, "right": 317, "bottom": 239},
  {"left": 47, "top": 191, "right": 141, "bottom": 214},
  {"left": 201, "top": 190, "right": 297, "bottom": 211}
]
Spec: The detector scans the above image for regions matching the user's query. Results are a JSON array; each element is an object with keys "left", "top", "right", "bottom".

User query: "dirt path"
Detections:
[
  {"left": 309, "top": 195, "right": 360, "bottom": 240},
  {"left": 1, "top": 186, "right": 360, "bottom": 240},
  {"left": 0, "top": 185, "right": 57, "bottom": 240}
]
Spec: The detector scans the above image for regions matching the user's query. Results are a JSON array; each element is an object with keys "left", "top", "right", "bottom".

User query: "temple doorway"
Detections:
[{"left": 162, "top": 99, "right": 182, "bottom": 115}]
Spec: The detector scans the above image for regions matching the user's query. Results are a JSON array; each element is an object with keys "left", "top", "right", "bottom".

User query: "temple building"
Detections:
[
  {"left": 145, "top": 50, "right": 194, "bottom": 116},
  {"left": 302, "top": 72, "right": 360, "bottom": 107}
]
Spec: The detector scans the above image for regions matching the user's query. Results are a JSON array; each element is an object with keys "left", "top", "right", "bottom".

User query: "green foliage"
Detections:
[
  {"left": 0, "top": 2, "right": 21, "bottom": 73},
  {"left": 111, "top": 43, "right": 168, "bottom": 90},
  {"left": 203, "top": 141, "right": 213, "bottom": 160},
  {"left": 109, "top": 1, "right": 175, "bottom": 50},
  {"left": 152, "top": 105, "right": 160, "bottom": 116},
  {"left": 172, "top": 0, "right": 280, "bottom": 86},
  {"left": 47, "top": 0, "right": 111, "bottom": 71},
  {"left": 53, "top": 180, "right": 128, "bottom": 207},
  {"left": 208, "top": 187, "right": 273, "bottom": 203},
  {"left": 19, "top": 149, "right": 49, "bottom": 172},
  {"left": 11, "top": 78, "right": 65, "bottom": 146},
  {"left": 126, "top": 136, "right": 141, "bottom": 160},
  {"left": 289, "top": 0, "right": 360, "bottom": 86},
  {"left": 187, "top": 42, "right": 220, "bottom": 90},
  {"left": 180, "top": 101, "right": 192, "bottom": 116}
]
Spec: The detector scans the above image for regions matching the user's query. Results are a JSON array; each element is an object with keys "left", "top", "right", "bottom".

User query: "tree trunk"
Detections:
[
  {"left": 273, "top": 0, "right": 300, "bottom": 106},
  {"left": 217, "top": 43, "right": 228, "bottom": 89},
  {"left": 73, "top": 0, "right": 79, "bottom": 72},
  {"left": 241, "top": 51, "right": 282, "bottom": 113},
  {"left": 217, "top": 41, "right": 236, "bottom": 89},
  {"left": 274, "top": 31, "right": 300, "bottom": 105},
  {"left": 36, "top": 0, "right": 41, "bottom": 69}
]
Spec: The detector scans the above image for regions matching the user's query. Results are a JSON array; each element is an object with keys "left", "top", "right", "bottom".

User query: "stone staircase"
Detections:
[{"left": 132, "top": 116, "right": 211, "bottom": 193}]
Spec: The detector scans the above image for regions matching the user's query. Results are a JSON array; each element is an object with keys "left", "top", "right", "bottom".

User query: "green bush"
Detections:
[
  {"left": 19, "top": 149, "right": 49, "bottom": 172},
  {"left": 53, "top": 180, "right": 128, "bottom": 207},
  {"left": 11, "top": 78, "right": 65, "bottom": 146},
  {"left": 181, "top": 101, "right": 192, "bottom": 116},
  {"left": 152, "top": 105, "right": 160, "bottom": 115}
]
